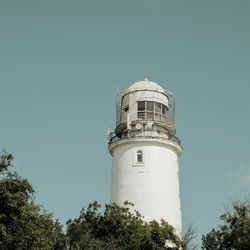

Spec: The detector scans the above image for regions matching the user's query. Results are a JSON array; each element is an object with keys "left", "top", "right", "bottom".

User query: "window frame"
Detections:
[
  {"left": 137, "top": 101, "right": 168, "bottom": 122},
  {"left": 137, "top": 150, "right": 143, "bottom": 163},
  {"left": 134, "top": 149, "right": 144, "bottom": 166}
]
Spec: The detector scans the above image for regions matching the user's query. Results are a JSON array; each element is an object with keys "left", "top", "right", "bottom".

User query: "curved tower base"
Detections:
[{"left": 109, "top": 137, "right": 182, "bottom": 233}]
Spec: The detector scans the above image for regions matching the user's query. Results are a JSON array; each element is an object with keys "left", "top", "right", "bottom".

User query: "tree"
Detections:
[
  {"left": 181, "top": 224, "right": 198, "bottom": 250},
  {"left": 0, "top": 149, "right": 196, "bottom": 249},
  {"left": 66, "top": 201, "right": 182, "bottom": 249},
  {"left": 202, "top": 200, "right": 250, "bottom": 250},
  {"left": 0, "top": 150, "right": 66, "bottom": 249}
]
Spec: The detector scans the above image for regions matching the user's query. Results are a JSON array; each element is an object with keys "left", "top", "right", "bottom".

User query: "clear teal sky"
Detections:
[{"left": 1, "top": 0, "right": 249, "bottom": 244}]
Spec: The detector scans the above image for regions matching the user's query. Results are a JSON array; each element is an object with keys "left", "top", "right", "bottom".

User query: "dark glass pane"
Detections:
[
  {"left": 162, "top": 105, "right": 168, "bottom": 115},
  {"left": 137, "top": 151, "right": 143, "bottom": 163},
  {"left": 155, "top": 113, "right": 161, "bottom": 121},
  {"left": 138, "top": 101, "right": 145, "bottom": 111},
  {"left": 138, "top": 112, "right": 145, "bottom": 120},
  {"left": 146, "top": 112, "right": 154, "bottom": 120},
  {"left": 146, "top": 101, "right": 154, "bottom": 111},
  {"left": 155, "top": 102, "right": 161, "bottom": 113},
  {"left": 162, "top": 115, "right": 167, "bottom": 122}
]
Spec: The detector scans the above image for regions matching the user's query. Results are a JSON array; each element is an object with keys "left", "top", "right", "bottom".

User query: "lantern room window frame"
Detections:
[{"left": 137, "top": 101, "right": 168, "bottom": 122}]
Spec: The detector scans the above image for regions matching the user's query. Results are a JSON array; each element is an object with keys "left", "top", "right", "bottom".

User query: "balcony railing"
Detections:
[{"left": 108, "top": 133, "right": 181, "bottom": 147}]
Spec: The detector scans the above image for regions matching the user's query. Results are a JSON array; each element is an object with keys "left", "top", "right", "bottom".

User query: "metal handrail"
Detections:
[{"left": 109, "top": 133, "right": 181, "bottom": 147}]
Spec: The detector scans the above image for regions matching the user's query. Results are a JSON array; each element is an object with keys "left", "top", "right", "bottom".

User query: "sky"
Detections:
[{"left": 0, "top": 0, "right": 250, "bottom": 245}]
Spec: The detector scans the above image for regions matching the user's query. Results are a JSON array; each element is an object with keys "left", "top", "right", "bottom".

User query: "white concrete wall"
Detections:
[{"left": 110, "top": 139, "right": 182, "bottom": 233}]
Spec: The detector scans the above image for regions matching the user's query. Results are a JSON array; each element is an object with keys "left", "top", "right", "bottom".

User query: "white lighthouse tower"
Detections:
[{"left": 108, "top": 78, "right": 182, "bottom": 233}]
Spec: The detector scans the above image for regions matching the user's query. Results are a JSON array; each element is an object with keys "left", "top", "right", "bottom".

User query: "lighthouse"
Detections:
[{"left": 108, "top": 78, "right": 182, "bottom": 233}]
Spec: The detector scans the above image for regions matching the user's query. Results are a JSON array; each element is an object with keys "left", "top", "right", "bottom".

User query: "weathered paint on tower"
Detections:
[{"left": 108, "top": 79, "right": 182, "bottom": 234}]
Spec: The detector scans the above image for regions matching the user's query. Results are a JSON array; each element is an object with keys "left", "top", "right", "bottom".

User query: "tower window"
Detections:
[
  {"left": 162, "top": 105, "right": 167, "bottom": 115},
  {"left": 155, "top": 102, "right": 161, "bottom": 113},
  {"left": 138, "top": 112, "right": 145, "bottom": 119},
  {"left": 137, "top": 150, "right": 143, "bottom": 163},
  {"left": 138, "top": 101, "right": 145, "bottom": 111},
  {"left": 146, "top": 101, "right": 154, "bottom": 111}
]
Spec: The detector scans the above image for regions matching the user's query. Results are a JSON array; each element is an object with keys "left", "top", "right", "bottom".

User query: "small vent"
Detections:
[{"left": 124, "top": 105, "right": 129, "bottom": 112}]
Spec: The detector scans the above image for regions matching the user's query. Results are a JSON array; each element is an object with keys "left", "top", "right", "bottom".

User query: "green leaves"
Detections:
[
  {"left": 202, "top": 200, "right": 250, "bottom": 250},
  {"left": 66, "top": 202, "right": 181, "bottom": 250},
  {"left": 0, "top": 149, "right": 194, "bottom": 249},
  {"left": 0, "top": 149, "right": 13, "bottom": 174},
  {"left": 0, "top": 150, "right": 66, "bottom": 250}
]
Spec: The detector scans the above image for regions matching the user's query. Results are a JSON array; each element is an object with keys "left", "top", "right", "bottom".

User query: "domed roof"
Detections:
[{"left": 123, "top": 78, "right": 165, "bottom": 95}]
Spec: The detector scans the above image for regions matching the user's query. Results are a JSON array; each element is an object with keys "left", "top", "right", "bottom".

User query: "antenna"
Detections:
[{"left": 145, "top": 64, "right": 148, "bottom": 80}]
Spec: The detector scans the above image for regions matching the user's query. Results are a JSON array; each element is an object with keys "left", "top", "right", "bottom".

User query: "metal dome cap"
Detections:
[{"left": 123, "top": 78, "right": 165, "bottom": 95}]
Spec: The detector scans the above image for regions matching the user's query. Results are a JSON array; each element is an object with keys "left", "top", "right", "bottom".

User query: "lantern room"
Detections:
[{"left": 115, "top": 78, "right": 176, "bottom": 138}]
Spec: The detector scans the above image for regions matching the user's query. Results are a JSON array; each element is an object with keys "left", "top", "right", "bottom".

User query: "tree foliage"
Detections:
[
  {"left": 181, "top": 224, "right": 198, "bottom": 250},
  {"left": 66, "top": 201, "right": 182, "bottom": 250},
  {"left": 0, "top": 150, "right": 188, "bottom": 249},
  {"left": 0, "top": 150, "right": 66, "bottom": 249},
  {"left": 0, "top": 149, "right": 201, "bottom": 249},
  {"left": 202, "top": 200, "right": 250, "bottom": 250}
]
